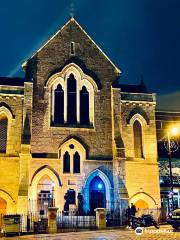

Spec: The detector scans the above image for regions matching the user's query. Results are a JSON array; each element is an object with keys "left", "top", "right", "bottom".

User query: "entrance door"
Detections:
[
  {"left": 37, "top": 175, "right": 54, "bottom": 214},
  {"left": 89, "top": 177, "right": 106, "bottom": 214},
  {"left": 0, "top": 197, "right": 7, "bottom": 228}
]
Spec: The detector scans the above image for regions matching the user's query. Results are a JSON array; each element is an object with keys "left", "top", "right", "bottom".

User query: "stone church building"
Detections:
[{"left": 0, "top": 18, "right": 161, "bottom": 216}]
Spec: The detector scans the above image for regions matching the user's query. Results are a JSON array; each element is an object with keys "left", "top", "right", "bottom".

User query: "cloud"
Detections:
[{"left": 157, "top": 91, "right": 180, "bottom": 111}]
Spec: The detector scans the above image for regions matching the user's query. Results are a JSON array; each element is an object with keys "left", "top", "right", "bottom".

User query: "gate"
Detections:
[
  {"left": 106, "top": 209, "right": 122, "bottom": 227},
  {"left": 57, "top": 211, "right": 96, "bottom": 232},
  {"left": 23, "top": 211, "right": 96, "bottom": 233}
]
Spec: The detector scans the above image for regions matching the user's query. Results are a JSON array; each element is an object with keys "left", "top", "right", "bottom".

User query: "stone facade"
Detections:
[{"left": 0, "top": 18, "right": 161, "bottom": 217}]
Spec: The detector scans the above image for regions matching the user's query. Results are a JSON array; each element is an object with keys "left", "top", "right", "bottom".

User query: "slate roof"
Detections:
[
  {"left": 113, "top": 79, "right": 149, "bottom": 93},
  {"left": 118, "top": 84, "right": 149, "bottom": 93},
  {"left": 0, "top": 77, "right": 27, "bottom": 86},
  {"left": 156, "top": 111, "right": 180, "bottom": 121}
]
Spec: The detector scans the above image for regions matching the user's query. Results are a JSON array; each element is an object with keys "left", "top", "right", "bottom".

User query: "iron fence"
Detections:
[
  {"left": 0, "top": 206, "right": 168, "bottom": 234},
  {"left": 56, "top": 211, "right": 96, "bottom": 232}
]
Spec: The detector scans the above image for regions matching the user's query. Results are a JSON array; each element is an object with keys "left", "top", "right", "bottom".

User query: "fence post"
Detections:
[
  {"left": 47, "top": 207, "right": 58, "bottom": 234},
  {"left": 94, "top": 208, "right": 107, "bottom": 229}
]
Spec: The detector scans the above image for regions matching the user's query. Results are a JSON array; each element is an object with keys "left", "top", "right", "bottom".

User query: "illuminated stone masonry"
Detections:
[{"left": 0, "top": 18, "right": 161, "bottom": 218}]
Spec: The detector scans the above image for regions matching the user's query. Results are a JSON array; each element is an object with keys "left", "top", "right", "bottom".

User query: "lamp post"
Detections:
[
  {"left": 165, "top": 127, "right": 179, "bottom": 211},
  {"left": 167, "top": 131, "right": 174, "bottom": 211},
  {"left": 51, "top": 182, "right": 55, "bottom": 207}
]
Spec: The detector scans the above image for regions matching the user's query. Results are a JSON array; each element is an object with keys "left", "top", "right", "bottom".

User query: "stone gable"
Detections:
[{"left": 25, "top": 18, "right": 120, "bottom": 158}]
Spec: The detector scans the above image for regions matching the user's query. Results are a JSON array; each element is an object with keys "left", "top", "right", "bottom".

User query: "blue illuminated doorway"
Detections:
[{"left": 89, "top": 176, "right": 106, "bottom": 214}]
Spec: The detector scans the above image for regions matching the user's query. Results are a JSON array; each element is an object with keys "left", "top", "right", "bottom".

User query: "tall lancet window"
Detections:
[
  {"left": 133, "top": 120, "right": 143, "bottom": 158},
  {"left": 54, "top": 84, "right": 64, "bottom": 124},
  {"left": 73, "top": 152, "right": 80, "bottom": 173},
  {"left": 80, "top": 86, "right": 89, "bottom": 125},
  {"left": 0, "top": 115, "right": 8, "bottom": 153},
  {"left": 67, "top": 74, "right": 77, "bottom": 124},
  {"left": 63, "top": 152, "right": 70, "bottom": 173}
]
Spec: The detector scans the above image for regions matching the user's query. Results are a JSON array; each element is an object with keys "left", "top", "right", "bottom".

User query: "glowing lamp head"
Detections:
[
  {"left": 51, "top": 182, "right": 55, "bottom": 187},
  {"left": 160, "top": 179, "right": 164, "bottom": 184},
  {"left": 98, "top": 183, "right": 103, "bottom": 189},
  {"left": 171, "top": 127, "right": 179, "bottom": 136}
]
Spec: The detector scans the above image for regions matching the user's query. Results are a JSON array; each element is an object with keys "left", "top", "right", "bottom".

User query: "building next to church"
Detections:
[
  {"left": 156, "top": 111, "right": 180, "bottom": 212},
  {"left": 0, "top": 18, "right": 161, "bottom": 218}
]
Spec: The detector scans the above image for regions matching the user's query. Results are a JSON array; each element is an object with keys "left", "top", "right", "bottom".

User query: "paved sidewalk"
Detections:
[{"left": 1, "top": 225, "right": 180, "bottom": 240}]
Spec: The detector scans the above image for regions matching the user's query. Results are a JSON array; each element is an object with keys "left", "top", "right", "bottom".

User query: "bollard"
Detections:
[{"left": 95, "top": 208, "right": 107, "bottom": 229}]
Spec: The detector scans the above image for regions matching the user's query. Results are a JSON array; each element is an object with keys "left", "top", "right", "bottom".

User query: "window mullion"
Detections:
[
  {"left": 70, "top": 152, "right": 73, "bottom": 173},
  {"left": 52, "top": 87, "right": 55, "bottom": 122},
  {"left": 64, "top": 80, "right": 67, "bottom": 123},
  {"left": 77, "top": 84, "right": 80, "bottom": 124}
]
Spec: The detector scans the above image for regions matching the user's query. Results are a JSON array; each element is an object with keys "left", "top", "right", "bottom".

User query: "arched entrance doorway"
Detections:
[
  {"left": 135, "top": 199, "right": 149, "bottom": 209},
  {"left": 0, "top": 197, "right": 7, "bottom": 228},
  {"left": 83, "top": 169, "right": 113, "bottom": 213},
  {"left": 89, "top": 176, "right": 106, "bottom": 214},
  {"left": 37, "top": 175, "right": 54, "bottom": 213},
  {"left": 29, "top": 166, "right": 62, "bottom": 211}
]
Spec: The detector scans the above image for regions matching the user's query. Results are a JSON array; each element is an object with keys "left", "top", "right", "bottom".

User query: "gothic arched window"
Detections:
[
  {"left": 133, "top": 120, "right": 143, "bottom": 158},
  {"left": 0, "top": 115, "right": 8, "bottom": 153},
  {"left": 63, "top": 151, "right": 70, "bottom": 173},
  {"left": 73, "top": 152, "right": 80, "bottom": 173},
  {"left": 54, "top": 84, "right": 64, "bottom": 124},
  {"left": 80, "top": 86, "right": 89, "bottom": 125},
  {"left": 67, "top": 74, "right": 77, "bottom": 124}
]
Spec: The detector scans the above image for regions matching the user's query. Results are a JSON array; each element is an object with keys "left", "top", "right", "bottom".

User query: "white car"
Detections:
[{"left": 167, "top": 208, "right": 180, "bottom": 229}]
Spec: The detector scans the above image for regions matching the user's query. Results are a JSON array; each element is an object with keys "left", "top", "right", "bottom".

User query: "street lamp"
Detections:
[
  {"left": 166, "top": 127, "right": 179, "bottom": 211},
  {"left": 51, "top": 182, "right": 55, "bottom": 207}
]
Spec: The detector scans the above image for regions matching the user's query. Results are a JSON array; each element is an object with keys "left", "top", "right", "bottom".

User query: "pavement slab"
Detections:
[{"left": 1, "top": 225, "right": 180, "bottom": 240}]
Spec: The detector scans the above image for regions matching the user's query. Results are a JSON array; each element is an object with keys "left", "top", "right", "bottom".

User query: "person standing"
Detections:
[
  {"left": 130, "top": 203, "right": 137, "bottom": 228},
  {"left": 130, "top": 203, "right": 137, "bottom": 216},
  {"left": 125, "top": 206, "right": 131, "bottom": 227}
]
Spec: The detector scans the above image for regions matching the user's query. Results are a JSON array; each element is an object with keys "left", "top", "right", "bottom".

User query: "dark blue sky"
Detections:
[{"left": 0, "top": 0, "right": 180, "bottom": 110}]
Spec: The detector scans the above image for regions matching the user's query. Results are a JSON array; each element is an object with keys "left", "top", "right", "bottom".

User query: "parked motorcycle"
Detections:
[{"left": 131, "top": 214, "right": 160, "bottom": 229}]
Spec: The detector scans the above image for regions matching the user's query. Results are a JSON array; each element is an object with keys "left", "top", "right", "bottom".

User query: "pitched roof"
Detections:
[
  {"left": 0, "top": 77, "right": 26, "bottom": 86},
  {"left": 22, "top": 17, "right": 120, "bottom": 74},
  {"left": 113, "top": 83, "right": 149, "bottom": 93}
]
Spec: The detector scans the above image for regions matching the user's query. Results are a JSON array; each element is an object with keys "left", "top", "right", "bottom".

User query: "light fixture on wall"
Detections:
[{"left": 98, "top": 183, "right": 103, "bottom": 190}]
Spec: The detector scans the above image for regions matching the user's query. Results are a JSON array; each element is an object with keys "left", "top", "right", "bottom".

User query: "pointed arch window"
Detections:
[
  {"left": 67, "top": 74, "right": 77, "bottom": 124},
  {"left": 73, "top": 152, "right": 80, "bottom": 173},
  {"left": 63, "top": 152, "right": 70, "bottom": 173},
  {"left": 80, "top": 86, "right": 89, "bottom": 125},
  {"left": 48, "top": 64, "right": 97, "bottom": 127},
  {"left": 133, "top": 120, "right": 143, "bottom": 158},
  {"left": 0, "top": 115, "right": 8, "bottom": 153},
  {"left": 54, "top": 84, "right": 64, "bottom": 124}
]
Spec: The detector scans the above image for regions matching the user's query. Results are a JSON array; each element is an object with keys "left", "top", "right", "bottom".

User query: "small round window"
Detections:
[{"left": 69, "top": 144, "right": 75, "bottom": 149}]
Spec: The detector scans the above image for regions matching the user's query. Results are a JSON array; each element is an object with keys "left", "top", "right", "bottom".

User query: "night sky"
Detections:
[{"left": 0, "top": 0, "right": 180, "bottom": 111}]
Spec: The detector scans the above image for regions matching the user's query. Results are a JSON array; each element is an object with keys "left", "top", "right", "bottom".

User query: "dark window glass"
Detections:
[
  {"left": 0, "top": 116, "right": 8, "bottom": 153},
  {"left": 69, "top": 144, "right": 74, "bottom": 149},
  {"left": 67, "top": 74, "right": 77, "bottom": 124},
  {"left": 70, "top": 42, "right": 75, "bottom": 55},
  {"left": 63, "top": 151, "right": 70, "bottom": 173},
  {"left": 133, "top": 120, "right": 143, "bottom": 158},
  {"left": 73, "top": 152, "right": 80, "bottom": 173},
  {"left": 80, "top": 86, "right": 90, "bottom": 125},
  {"left": 54, "top": 84, "right": 64, "bottom": 124},
  {"left": 67, "top": 189, "right": 76, "bottom": 204}
]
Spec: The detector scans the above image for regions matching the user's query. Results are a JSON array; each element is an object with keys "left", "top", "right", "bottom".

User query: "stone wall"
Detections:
[
  {"left": 0, "top": 94, "right": 23, "bottom": 155},
  {"left": 25, "top": 19, "right": 119, "bottom": 159},
  {"left": 0, "top": 92, "right": 24, "bottom": 213},
  {"left": 120, "top": 96, "right": 161, "bottom": 208}
]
